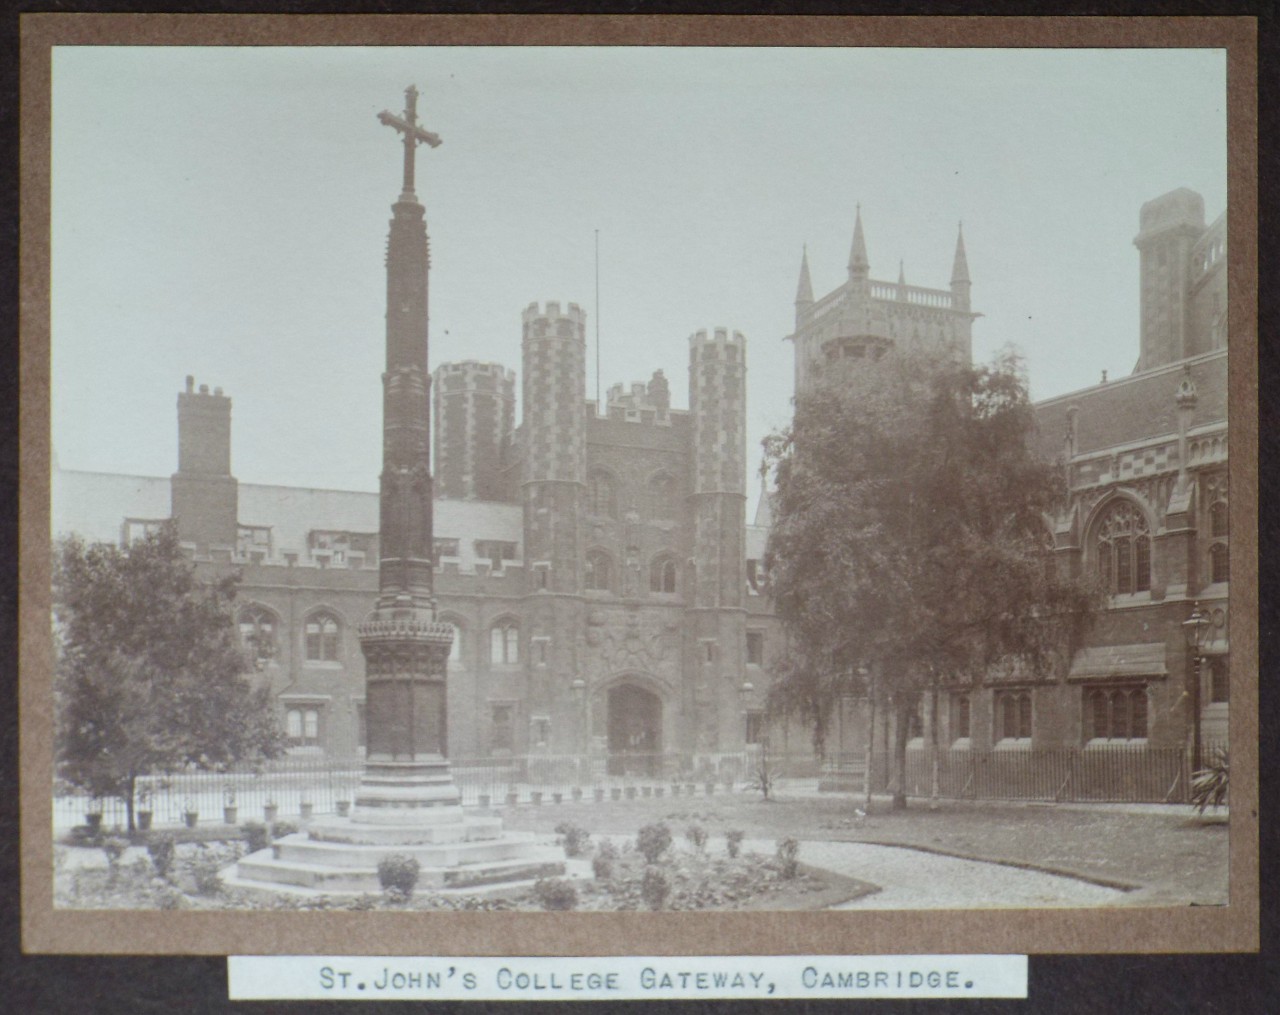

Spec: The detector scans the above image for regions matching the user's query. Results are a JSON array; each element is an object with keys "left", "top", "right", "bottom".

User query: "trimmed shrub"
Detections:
[
  {"left": 187, "top": 849, "right": 225, "bottom": 896},
  {"left": 146, "top": 832, "right": 177, "bottom": 879},
  {"left": 555, "top": 822, "right": 591, "bottom": 858},
  {"left": 270, "top": 820, "right": 299, "bottom": 840},
  {"left": 776, "top": 837, "right": 800, "bottom": 879},
  {"left": 377, "top": 854, "right": 421, "bottom": 901},
  {"left": 592, "top": 839, "right": 618, "bottom": 881},
  {"left": 636, "top": 822, "right": 673, "bottom": 864},
  {"left": 685, "top": 823, "right": 708, "bottom": 854},
  {"left": 533, "top": 877, "right": 579, "bottom": 911},
  {"left": 725, "top": 829, "right": 745, "bottom": 859},
  {"left": 242, "top": 822, "right": 270, "bottom": 854},
  {"left": 641, "top": 865, "right": 670, "bottom": 911}
]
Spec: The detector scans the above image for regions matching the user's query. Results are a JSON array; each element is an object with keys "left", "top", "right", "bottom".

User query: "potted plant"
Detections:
[
  {"left": 506, "top": 789, "right": 519, "bottom": 807},
  {"left": 335, "top": 798, "right": 352, "bottom": 817},
  {"left": 299, "top": 795, "right": 314, "bottom": 821},
  {"left": 136, "top": 788, "right": 153, "bottom": 832},
  {"left": 670, "top": 783, "right": 681, "bottom": 797},
  {"left": 222, "top": 785, "right": 238, "bottom": 826},
  {"left": 182, "top": 797, "right": 199, "bottom": 829},
  {"left": 477, "top": 793, "right": 491, "bottom": 809},
  {"left": 530, "top": 790, "right": 543, "bottom": 806},
  {"left": 571, "top": 786, "right": 583, "bottom": 802},
  {"left": 610, "top": 786, "right": 622, "bottom": 801},
  {"left": 85, "top": 798, "right": 104, "bottom": 834},
  {"left": 263, "top": 799, "right": 279, "bottom": 823},
  {"left": 593, "top": 786, "right": 605, "bottom": 803},
  {"left": 552, "top": 791, "right": 563, "bottom": 805}
]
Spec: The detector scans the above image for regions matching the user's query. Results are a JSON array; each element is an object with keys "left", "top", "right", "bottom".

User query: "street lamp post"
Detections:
[{"left": 1183, "top": 602, "right": 1209, "bottom": 775}]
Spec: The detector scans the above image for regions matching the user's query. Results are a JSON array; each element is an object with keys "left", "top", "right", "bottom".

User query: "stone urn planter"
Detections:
[
  {"left": 263, "top": 802, "right": 279, "bottom": 823},
  {"left": 641, "top": 786, "right": 652, "bottom": 798},
  {"left": 136, "top": 810, "right": 153, "bottom": 832},
  {"left": 552, "top": 792, "right": 563, "bottom": 804},
  {"left": 594, "top": 787, "right": 605, "bottom": 803},
  {"left": 654, "top": 786, "right": 665, "bottom": 798},
  {"left": 670, "top": 784, "right": 681, "bottom": 797},
  {"left": 335, "top": 799, "right": 352, "bottom": 817},
  {"left": 84, "top": 811, "right": 104, "bottom": 834},
  {"left": 183, "top": 811, "right": 199, "bottom": 829},
  {"left": 506, "top": 791, "right": 520, "bottom": 807},
  {"left": 223, "top": 805, "right": 238, "bottom": 825},
  {"left": 478, "top": 793, "right": 491, "bottom": 809},
  {"left": 610, "top": 787, "right": 622, "bottom": 801},
  {"left": 624, "top": 786, "right": 637, "bottom": 800},
  {"left": 571, "top": 787, "right": 583, "bottom": 802},
  {"left": 531, "top": 791, "right": 543, "bottom": 806},
  {"left": 299, "top": 801, "right": 314, "bottom": 821}
]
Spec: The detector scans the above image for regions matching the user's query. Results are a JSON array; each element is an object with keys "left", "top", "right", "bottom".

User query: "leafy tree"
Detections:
[
  {"left": 763, "top": 349, "right": 1100, "bottom": 808},
  {"left": 54, "top": 525, "right": 286, "bottom": 830}
]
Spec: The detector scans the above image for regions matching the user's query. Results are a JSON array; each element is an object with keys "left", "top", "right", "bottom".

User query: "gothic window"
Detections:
[
  {"left": 286, "top": 707, "right": 321, "bottom": 747},
  {"left": 587, "top": 470, "right": 618, "bottom": 519},
  {"left": 490, "top": 622, "right": 519, "bottom": 665},
  {"left": 995, "top": 689, "right": 1032, "bottom": 741},
  {"left": 1095, "top": 500, "right": 1152, "bottom": 595},
  {"left": 439, "top": 620, "right": 462, "bottom": 664},
  {"left": 585, "top": 550, "right": 612, "bottom": 592},
  {"left": 952, "top": 693, "right": 971, "bottom": 740},
  {"left": 1209, "top": 658, "right": 1229, "bottom": 704},
  {"left": 648, "top": 473, "right": 677, "bottom": 519},
  {"left": 304, "top": 611, "right": 341, "bottom": 662},
  {"left": 490, "top": 703, "right": 515, "bottom": 754},
  {"left": 746, "top": 631, "right": 764, "bottom": 666},
  {"left": 1084, "top": 686, "right": 1148, "bottom": 741},
  {"left": 649, "top": 555, "right": 677, "bottom": 593},
  {"left": 1208, "top": 486, "right": 1228, "bottom": 584},
  {"left": 238, "top": 606, "right": 277, "bottom": 665}
]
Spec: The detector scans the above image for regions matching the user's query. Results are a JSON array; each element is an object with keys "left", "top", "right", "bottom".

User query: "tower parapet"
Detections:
[
  {"left": 433, "top": 360, "right": 517, "bottom": 501},
  {"left": 171, "top": 376, "right": 238, "bottom": 553},
  {"left": 521, "top": 300, "right": 587, "bottom": 595}
]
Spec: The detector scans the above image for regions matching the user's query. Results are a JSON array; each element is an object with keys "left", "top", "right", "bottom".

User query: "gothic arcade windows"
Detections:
[
  {"left": 1084, "top": 685, "right": 1148, "bottom": 741},
  {"left": 587, "top": 470, "right": 618, "bottom": 519},
  {"left": 585, "top": 550, "right": 613, "bottom": 592},
  {"left": 286, "top": 706, "right": 321, "bottom": 747},
  {"left": 238, "top": 605, "right": 277, "bottom": 666},
  {"left": 647, "top": 473, "right": 677, "bottom": 520},
  {"left": 1206, "top": 476, "right": 1228, "bottom": 585},
  {"left": 649, "top": 555, "right": 677, "bottom": 594},
  {"left": 1095, "top": 500, "right": 1152, "bottom": 595},
  {"left": 490, "top": 620, "right": 519, "bottom": 665},
  {"left": 995, "top": 689, "right": 1032, "bottom": 742},
  {"left": 304, "top": 610, "right": 341, "bottom": 663}
]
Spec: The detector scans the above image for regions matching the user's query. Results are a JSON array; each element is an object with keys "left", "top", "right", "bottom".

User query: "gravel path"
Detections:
[{"left": 746, "top": 839, "right": 1126, "bottom": 909}]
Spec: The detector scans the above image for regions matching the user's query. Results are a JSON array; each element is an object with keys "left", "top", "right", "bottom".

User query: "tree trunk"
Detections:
[
  {"left": 125, "top": 772, "right": 136, "bottom": 833},
  {"left": 892, "top": 697, "right": 910, "bottom": 810}
]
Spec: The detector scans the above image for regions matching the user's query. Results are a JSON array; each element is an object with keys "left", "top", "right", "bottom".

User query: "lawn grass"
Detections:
[{"left": 498, "top": 791, "right": 1228, "bottom": 906}]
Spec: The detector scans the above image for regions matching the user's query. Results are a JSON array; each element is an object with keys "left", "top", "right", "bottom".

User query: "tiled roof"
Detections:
[{"left": 1032, "top": 351, "right": 1226, "bottom": 460}]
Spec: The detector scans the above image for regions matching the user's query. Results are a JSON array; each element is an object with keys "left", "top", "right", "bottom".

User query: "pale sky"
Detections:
[{"left": 51, "top": 46, "right": 1226, "bottom": 514}]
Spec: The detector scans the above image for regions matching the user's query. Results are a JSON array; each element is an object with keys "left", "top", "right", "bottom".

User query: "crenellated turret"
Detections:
[
  {"left": 433, "top": 360, "right": 517, "bottom": 501},
  {"left": 521, "top": 300, "right": 587, "bottom": 594}
]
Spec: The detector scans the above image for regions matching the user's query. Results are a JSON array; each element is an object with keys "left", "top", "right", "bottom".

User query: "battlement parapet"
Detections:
[
  {"left": 435, "top": 361, "right": 517, "bottom": 384},
  {"left": 688, "top": 327, "right": 746, "bottom": 348},
  {"left": 522, "top": 301, "right": 588, "bottom": 326}
]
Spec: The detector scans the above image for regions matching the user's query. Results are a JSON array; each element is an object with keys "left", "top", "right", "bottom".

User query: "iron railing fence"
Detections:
[
  {"left": 53, "top": 742, "right": 1226, "bottom": 831},
  {"left": 52, "top": 748, "right": 816, "bottom": 831},
  {"left": 834, "top": 741, "right": 1228, "bottom": 804}
]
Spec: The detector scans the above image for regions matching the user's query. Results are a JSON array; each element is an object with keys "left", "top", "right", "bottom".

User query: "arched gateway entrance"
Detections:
[{"left": 606, "top": 682, "right": 662, "bottom": 777}]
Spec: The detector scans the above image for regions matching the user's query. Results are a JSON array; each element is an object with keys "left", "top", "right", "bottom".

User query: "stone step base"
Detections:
[
  {"left": 274, "top": 831, "right": 541, "bottom": 868},
  {"left": 233, "top": 842, "right": 568, "bottom": 893},
  {"left": 306, "top": 814, "right": 503, "bottom": 845},
  {"left": 219, "top": 857, "right": 592, "bottom": 904}
]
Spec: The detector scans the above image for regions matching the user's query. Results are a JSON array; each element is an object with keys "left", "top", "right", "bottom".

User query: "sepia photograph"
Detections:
[{"left": 20, "top": 16, "right": 1257, "bottom": 958}]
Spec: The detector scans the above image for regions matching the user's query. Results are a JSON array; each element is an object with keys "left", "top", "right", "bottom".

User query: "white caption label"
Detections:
[{"left": 228, "top": 954, "right": 1027, "bottom": 1000}]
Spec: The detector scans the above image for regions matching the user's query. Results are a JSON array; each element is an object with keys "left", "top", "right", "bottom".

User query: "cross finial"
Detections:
[{"left": 378, "top": 85, "right": 442, "bottom": 200}]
